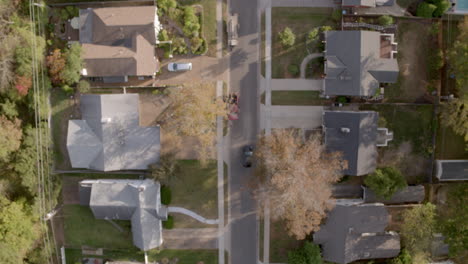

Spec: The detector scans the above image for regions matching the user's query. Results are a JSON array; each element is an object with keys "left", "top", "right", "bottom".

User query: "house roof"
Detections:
[
  {"left": 79, "top": 179, "right": 167, "bottom": 251},
  {"left": 313, "top": 203, "right": 400, "bottom": 264},
  {"left": 363, "top": 185, "right": 425, "bottom": 204},
  {"left": 79, "top": 6, "right": 159, "bottom": 77},
  {"left": 342, "top": 0, "right": 376, "bottom": 7},
  {"left": 323, "top": 111, "right": 379, "bottom": 176},
  {"left": 435, "top": 160, "right": 468, "bottom": 181},
  {"left": 324, "top": 31, "right": 399, "bottom": 96},
  {"left": 67, "top": 94, "right": 161, "bottom": 171}
]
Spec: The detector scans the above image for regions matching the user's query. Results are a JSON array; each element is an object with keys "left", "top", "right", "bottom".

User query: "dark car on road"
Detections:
[{"left": 242, "top": 145, "right": 254, "bottom": 168}]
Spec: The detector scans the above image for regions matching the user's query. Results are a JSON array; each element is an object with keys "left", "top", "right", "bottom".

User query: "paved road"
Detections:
[{"left": 228, "top": 0, "right": 260, "bottom": 263}]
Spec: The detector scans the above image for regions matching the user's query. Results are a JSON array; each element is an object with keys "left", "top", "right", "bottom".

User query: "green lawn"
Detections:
[
  {"left": 271, "top": 7, "right": 335, "bottom": 78},
  {"left": 270, "top": 220, "right": 303, "bottom": 263},
  {"left": 65, "top": 248, "right": 218, "bottom": 264},
  {"left": 436, "top": 124, "right": 468, "bottom": 159},
  {"left": 63, "top": 204, "right": 135, "bottom": 249},
  {"left": 51, "top": 88, "right": 75, "bottom": 169},
  {"left": 359, "top": 104, "right": 435, "bottom": 155},
  {"left": 261, "top": 91, "right": 324, "bottom": 106},
  {"left": 170, "top": 160, "right": 218, "bottom": 228}
]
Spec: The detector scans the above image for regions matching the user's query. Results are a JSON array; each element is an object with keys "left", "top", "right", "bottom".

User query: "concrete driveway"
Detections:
[
  {"left": 263, "top": 105, "right": 324, "bottom": 129},
  {"left": 271, "top": 78, "right": 323, "bottom": 91},
  {"left": 162, "top": 228, "right": 218, "bottom": 249},
  {"left": 155, "top": 54, "right": 228, "bottom": 86}
]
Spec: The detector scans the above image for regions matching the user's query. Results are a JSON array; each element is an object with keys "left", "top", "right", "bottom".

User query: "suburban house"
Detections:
[
  {"left": 79, "top": 179, "right": 167, "bottom": 251},
  {"left": 323, "top": 30, "right": 399, "bottom": 97},
  {"left": 79, "top": 6, "right": 161, "bottom": 83},
  {"left": 322, "top": 111, "right": 393, "bottom": 176},
  {"left": 363, "top": 185, "right": 425, "bottom": 204},
  {"left": 341, "top": 0, "right": 395, "bottom": 8},
  {"left": 67, "top": 94, "right": 161, "bottom": 171},
  {"left": 314, "top": 200, "right": 401, "bottom": 264},
  {"left": 435, "top": 160, "right": 468, "bottom": 181}
]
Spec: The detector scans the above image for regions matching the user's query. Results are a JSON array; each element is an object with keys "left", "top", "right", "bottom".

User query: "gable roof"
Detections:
[
  {"left": 80, "top": 179, "right": 167, "bottom": 251},
  {"left": 363, "top": 185, "right": 425, "bottom": 204},
  {"left": 324, "top": 31, "right": 399, "bottom": 96},
  {"left": 342, "top": 0, "right": 376, "bottom": 7},
  {"left": 313, "top": 203, "right": 400, "bottom": 264},
  {"left": 435, "top": 160, "right": 468, "bottom": 181},
  {"left": 67, "top": 94, "right": 160, "bottom": 171},
  {"left": 79, "top": 6, "right": 159, "bottom": 77},
  {"left": 323, "top": 111, "right": 378, "bottom": 176}
]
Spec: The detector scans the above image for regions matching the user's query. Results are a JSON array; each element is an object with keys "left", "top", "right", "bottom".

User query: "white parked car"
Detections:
[{"left": 168, "top": 62, "right": 192, "bottom": 72}]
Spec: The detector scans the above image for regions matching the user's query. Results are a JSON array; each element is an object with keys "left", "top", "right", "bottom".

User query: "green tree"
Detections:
[
  {"left": 0, "top": 115, "right": 22, "bottom": 162},
  {"left": 440, "top": 98, "right": 468, "bottom": 146},
  {"left": 14, "top": 26, "right": 46, "bottom": 78},
  {"left": 417, "top": 2, "right": 437, "bottom": 18},
  {"left": 157, "top": 0, "right": 177, "bottom": 13},
  {"left": 391, "top": 249, "right": 412, "bottom": 264},
  {"left": 364, "top": 167, "right": 407, "bottom": 199},
  {"left": 183, "top": 6, "right": 200, "bottom": 37},
  {"left": 0, "top": 196, "right": 40, "bottom": 264},
  {"left": 400, "top": 203, "right": 437, "bottom": 255},
  {"left": 433, "top": 0, "right": 450, "bottom": 17},
  {"left": 438, "top": 183, "right": 468, "bottom": 257},
  {"left": 0, "top": 99, "right": 18, "bottom": 118},
  {"left": 77, "top": 80, "right": 90, "bottom": 93},
  {"left": 378, "top": 15, "right": 394, "bottom": 26},
  {"left": 448, "top": 17, "right": 468, "bottom": 97},
  {"left": 288, "top": 241, "right": 323, "bottom": 264},
  {"left": 61, "top": 43, "right": 82, "bottom": 85},
  {"left": 279, "top": 27, "right": 295, "bottom": 48}
]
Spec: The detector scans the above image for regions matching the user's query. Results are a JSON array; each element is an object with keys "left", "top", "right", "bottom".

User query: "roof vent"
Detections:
[
  {"left": 101, "top": 117, "right": 112, "bottom": 124},
  {"left": 363, "top": 252, "right": 371, "bottom": 258},
  {"left": 138, "top": 186, "right": 145, "bottom": 192},
  {"left": 341, "top": 127, "right": 351, "bottom": 133}
]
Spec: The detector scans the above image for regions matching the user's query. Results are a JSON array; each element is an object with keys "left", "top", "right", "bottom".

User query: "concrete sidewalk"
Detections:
[
  {"left": 271, "top": 78, "right": 323, "bottom": 91},
  {"left": 271, "top": 0, "right": 339, "bottom": 7}
]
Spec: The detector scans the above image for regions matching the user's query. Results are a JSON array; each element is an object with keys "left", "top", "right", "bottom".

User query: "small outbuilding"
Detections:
[{"left": 435, "top": 160, "right": 468, "bottom": 181}]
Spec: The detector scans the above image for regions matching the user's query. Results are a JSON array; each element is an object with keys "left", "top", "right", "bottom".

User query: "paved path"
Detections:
[
  {"left": 300, "top": 53, "right": 322, "bottom": 78},
  {"left": 271, "top": 78, "right": 322, "bottom": 91},
  {"left": 332, "top": 184, "right": 363, "bottom": 199},
  {"left": 167, "top": 207, "right": 219, "bottom": 225},
  {"left": 215, "top": 80, "right": 225, "bottom": 264},
  {"left": 271, "top": 0, "right": 339, "bottom": 7},
  {"left": 162, "top": 228, "right": 218, "bottom": 249},
  {"left": 261, "top": 105, "right": 324, "bottom": 130}
]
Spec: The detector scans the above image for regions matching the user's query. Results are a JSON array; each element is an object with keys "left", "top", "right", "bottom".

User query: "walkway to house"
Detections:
[
  {"left": 271, "top": 0, "right": 339, "bottom": 7},
  {"left": 168, "top": 207, "right": 219, "bottom": 225},
  {"left": 300, "top": 53, "right": 322, "bottom": 78},
  {"left": 354, "top": 4, "right": 407, "bottom": 17},
  {"left": 162, "top": 228, "right": 218, "bottom": 249},
  {"left": 271, "top": 78, "right": 323, "bottom": 91}
]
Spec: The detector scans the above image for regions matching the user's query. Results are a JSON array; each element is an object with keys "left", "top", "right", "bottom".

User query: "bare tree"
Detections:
[
  {"left": 254, "top": 130, "right": 347, "bottom": 239},
  {"left": 160, "top": 82, "right": 228, "bottom": 165}
]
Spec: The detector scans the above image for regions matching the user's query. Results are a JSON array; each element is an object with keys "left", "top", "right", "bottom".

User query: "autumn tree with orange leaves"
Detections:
[
  {"left": 253, "top": 130, "right": 347, "bottom": 239},
  {"left": 46, "top": 49, "right": 66, "bottom": 85}
]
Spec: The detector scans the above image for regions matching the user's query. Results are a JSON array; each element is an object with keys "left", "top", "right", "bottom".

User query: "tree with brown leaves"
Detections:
[
  {"left": 161, "top": 82, "right": 228, "bottom": 165},
  {"left": 254, "top": 130, "right": 347, "bottom": 239},
  {"left": 46, "top": 49, "right": 66, "bottom": 85}
]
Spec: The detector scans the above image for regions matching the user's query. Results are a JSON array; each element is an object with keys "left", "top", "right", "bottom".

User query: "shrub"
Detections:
[
  {"left": 364, "top": 167, "right": 407, "bottom": 199},
  {"left": 378, "top": 15, "right": 394, "bottom": 26},
  {"left": 162, "top": 215, "right": 174, "bottom": 229},
  {"left": 391, "top": 249, "right": 412, "bottom": 264},
  {"left": 62, "top": 84, "right": 73, "bottom": 94},
  {"left": 65, "top": 6, "right": 79, "bottom": 18},
  {"left": 287, "top": 64, "right": 299, "bottom": 76},
  {"left": 190, "top": 37, "right": 203, "bottom": 53},
  {"left": 157, "top": 0, "right": 177, "bottom": 14},
  {"left": 427, "top": 48, "right": 444, "bottom": 79},
  {"left": 331, "top": 9, "right": 342, "bottom": 22},
  {"left": 336, "top": 96, "right": 347, "bottom": 104},
  {"left": 417, "top": 2, "right": 437, "bottom": 18},
  {"left": 76, "top": 80, "right": 90, "bottom": 93},
  {"left": 278, "top": 27, "right": 295, "bottom": 48},
  {"left": 307, "top": 28, "right": 320, "bottom": 44},
  {"left": 158, "top": 29, "right": 169, "bottom": 41},
  {"left": 183, "top": 6, "right": 201, "bottom": 37},
  {"left": 172, "top": 37, "right": 188, "bottom": 54},
  {"left": 288, "top": 241, "right": 322, "bottom": 264},
  {"left": 61, "top": 43, "right": 83, "bottom": 85},
  {"left": 161, "top": 185, "right": 172, "bottom": 205},
  {"left": 433, "top": 0, "right": 450, "bottom": 17}
]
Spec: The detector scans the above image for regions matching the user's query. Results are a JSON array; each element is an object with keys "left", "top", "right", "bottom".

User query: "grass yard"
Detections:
[
  {"left": 261, "top": 91, "right": 324, "bottom": 105},
  {"left": 385, "top": 19, "right": 436, "bottom": 103},
  {"left": 63, "top": 204, "right": 135, "bottom": 249},
  {"left": 170, "top": 160, "right": 218, "bottom": 228},
  {"left": 436, "top": 124, "right": 468, "bottom": 159},
  {"left": 51, "top": 88, "right": 77, "bottom": 170},
  {"left": 271, "top": 7, "right": 335, "bottom": 78},
  {"left": 270, "top": 220, "right": 303, "bottom": 263},
  {"left": 65, "top": 248, "right": 217, "bottom": 264}
]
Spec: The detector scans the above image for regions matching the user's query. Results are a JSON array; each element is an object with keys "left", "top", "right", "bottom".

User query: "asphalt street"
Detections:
[{"left": 228, "top": 0, "right": 260, "bottom": 263}]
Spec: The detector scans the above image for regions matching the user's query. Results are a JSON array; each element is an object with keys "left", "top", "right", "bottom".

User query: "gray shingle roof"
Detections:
[
  {"left": 67, "top": 94, "right": 160, "bottom": 171},
  {"left": 324, "top": 31, "right": 399, "bottom": 96},
  {"left": 435, "top": 160, "right": 468, "bottom": 181},
  {"left": 363, "top": 185, "right": 425, "bottom": 204},
  {"left": 323, "top": 111, "right": 379, "bottom": 176},
  {"left": 313, "top": 203, "right": 400, "bottom": 264},
  {"left": 79, "top": 6, "right": 159, "bottom": 77},
  {"left": 79, "top": 179, "right": 167, "bottom": 251}
]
